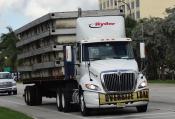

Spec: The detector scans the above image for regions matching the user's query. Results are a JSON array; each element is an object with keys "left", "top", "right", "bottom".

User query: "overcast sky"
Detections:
[{"left": 0, "top": 0, "right": 99, "bottom": 34}]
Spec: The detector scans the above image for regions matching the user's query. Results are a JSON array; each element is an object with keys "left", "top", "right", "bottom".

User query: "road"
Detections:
[{"left": 0, "top": 83, "right": 175, "bottom": 119}]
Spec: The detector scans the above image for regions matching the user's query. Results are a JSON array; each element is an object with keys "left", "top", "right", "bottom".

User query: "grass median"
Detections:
[
  {"left": 148, "top": 80, "right": 175, "bottom": 84},
  {"left": 0, "top": 106, "right": 33, "bottom": 119}
]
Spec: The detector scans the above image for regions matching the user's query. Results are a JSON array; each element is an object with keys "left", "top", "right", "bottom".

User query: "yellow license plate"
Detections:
[
  {"left": 116, "top": 102, "right": 125, "bottom": 107},
  {"left": 99, "top": 89, "right": 149, "bottom": 105}
]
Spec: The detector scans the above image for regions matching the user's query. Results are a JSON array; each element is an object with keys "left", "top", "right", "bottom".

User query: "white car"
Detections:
[{"left": 0, "top": 72, "right": 17, "bottom": 95}]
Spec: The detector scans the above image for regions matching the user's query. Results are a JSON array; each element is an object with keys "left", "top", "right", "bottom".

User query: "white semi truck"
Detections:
[{"left": 15, "top": 9, "right": 149, "bottom": 116}]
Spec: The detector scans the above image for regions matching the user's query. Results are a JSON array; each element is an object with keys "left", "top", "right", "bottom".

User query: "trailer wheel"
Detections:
[
  {"left": 136, "top": 104, "right": 148, "bottom": 112},
  {"left": 35, "top": 86, "right": 42, "bottom": 105},
  {"left": 25, "top": 86, "right": 40, "bottom": 106},
  {"left": 24, "top": 86, "right": 30, "bottom": 105},
  {"left": 28, "top": 86, "right": 36, "bottom": 106},
  {"left": 56, "top": 88, "right": 63, "bottom": 111},
  {"left": 79, "top": 91, "right": 90, "bottom": 116}
]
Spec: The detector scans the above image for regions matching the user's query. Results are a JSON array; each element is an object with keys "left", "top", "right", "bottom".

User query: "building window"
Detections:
[
  {"left": 127, "top": 3, "right": 130, "bottom": 11},
  {"left": 131, "top": 1, "right": 135, "bottom": 9},
  {"left": 132, "top": 13, "right": 135, "bottom": 19},
  {"left": 114, "top": 0, "right": 117, "bottom": 6},
  {"left": 110, "top": 0, "right": 113, "bottom": 6},
  {"left": 107, "top": 0, "right": 110, "bottom": 8},
  {"left": 103, "top": 2, "right": 106, "bottom": 9},
  {"left": 136, "top": 11, "right": 140, "bottom": 19},
  {"left": 100, "top": 3, "right": 103, "bottom": 10},
  {"left": 136, "top": 0, "right": 140, "bottom": 7}
]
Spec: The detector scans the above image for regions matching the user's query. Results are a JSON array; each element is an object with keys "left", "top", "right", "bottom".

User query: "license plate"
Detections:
[
  {"left": 99, "top": 89, "right": 149, "bottom": 105},
  {"left": 116, "top": 102, "right": 125, "bottom": 107}
]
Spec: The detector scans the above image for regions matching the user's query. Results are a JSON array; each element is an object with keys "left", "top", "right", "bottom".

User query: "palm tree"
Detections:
[{"left": 0, "top": 27, "right": 19, "bottom": 72}]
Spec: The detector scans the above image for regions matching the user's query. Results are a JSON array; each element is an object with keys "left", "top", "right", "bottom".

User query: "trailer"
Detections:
[{"left": 15, "top": 9, "right": 149, "bottom": 116}]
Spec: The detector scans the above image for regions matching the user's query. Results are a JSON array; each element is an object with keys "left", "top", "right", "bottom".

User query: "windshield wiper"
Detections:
[
  {"left": 121, "top": 57, "right": 134, "bottom": 59},
  {"left": 89, "top": 58, "right": 102, "bottom": 61},
  {"left": 112, "top": 56, "right": 122, "bottom": 59},
  {"left": 112, "top": 56, "right": 134, "bottom": 59}
]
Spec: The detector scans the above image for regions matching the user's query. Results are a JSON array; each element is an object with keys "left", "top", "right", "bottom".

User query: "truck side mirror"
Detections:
[
  {"left": 140, "top": 42, "right": 145, "bottom": 59},
  {"left": 66, "top": 46, "right": 72, "bottom": 62}
]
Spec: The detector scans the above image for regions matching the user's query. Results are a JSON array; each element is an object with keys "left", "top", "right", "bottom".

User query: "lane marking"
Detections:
[
  {"left": 103, "top": 112, "right": 175, "bottom": 119},
  {"left": 141, "top": 114, "right": 175, "bottom": 119}
]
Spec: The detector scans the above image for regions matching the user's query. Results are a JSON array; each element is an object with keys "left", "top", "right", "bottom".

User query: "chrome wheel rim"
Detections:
[
  {"left": 62, "top": 94, "right": 65, "bottom": 108},
  {"left": 56, "top": 92, "right": 60, "bottom": 107}
]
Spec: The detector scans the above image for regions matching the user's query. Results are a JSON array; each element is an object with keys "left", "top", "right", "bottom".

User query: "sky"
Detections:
[{"left": 0, "top": 0, "right": 99, "bottom": 34}]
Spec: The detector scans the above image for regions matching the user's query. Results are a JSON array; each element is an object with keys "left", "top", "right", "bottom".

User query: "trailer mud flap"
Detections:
[{"left": 99, "top": 89, "right": 149, "bottom": 105}]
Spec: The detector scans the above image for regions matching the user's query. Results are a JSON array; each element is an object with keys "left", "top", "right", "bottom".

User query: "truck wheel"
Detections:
[
  {"left": 56, "top": 88, "right": 63, "bottom": 111},
  {"left": 35, "top": 86, "right": 42, "bottom": 105},
  {"left": 62, "top": 89, "right": 71, "bottom": 112},
  {"left": 25, "top": 86, "right": 37, "bottom": 106},
  {"left": 26, "top": 86, "right": 32, "bottom": 105},
  {"left": 24, "top": 86, "right": 29, "bottom": 105},
  {"left": 79, "top": 91, "right": 90, "bottom": 116},
  {"left": 136, "top": 104, "right": 148, "bottom": 112},
  {"left": 28, "top": 86, "right": 35, "bottom": 106}
]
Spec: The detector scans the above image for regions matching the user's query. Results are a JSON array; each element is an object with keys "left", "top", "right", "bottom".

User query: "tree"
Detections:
[
  {"left": 125, "top": 17, "right": 137, "bottom": 37},
  {"left": 162, "top": 8, "right": 175, "bottom": 71},
  {"left": 132, "top": 17, "right": 167, "bottom": 80},
  {"left": 0, "top": 27, "right": 19, "bottom": 71}
]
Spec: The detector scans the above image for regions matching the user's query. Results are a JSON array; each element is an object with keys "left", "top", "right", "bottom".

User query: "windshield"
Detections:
[
  {"left": 82, "top": 42, "right": 134, "bottom": 61},
  {"left": 0, "top": 73, "right": 12, "bottom": 79}
]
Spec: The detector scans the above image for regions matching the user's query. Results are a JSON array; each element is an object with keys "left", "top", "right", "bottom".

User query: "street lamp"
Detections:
[
  {"left": 117, "top": 0, "right": 132, "bottom": 17},
  {"left": 4, "top": 56, "right": 8, "bottom": 60}
]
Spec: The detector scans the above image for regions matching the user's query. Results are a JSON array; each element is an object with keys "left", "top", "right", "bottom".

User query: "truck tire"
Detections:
[
  {"left": 35, "top": 86, "right": 42, "bottom": 105},
  {"left": 28, "top": 86, "right": 36, "bottom": 106},
  {"left": 24, "top": 86, "right": 41, "bottom": 106},
  {"left": 24, "top": 86, "right": 29, "bottom": 105},
  {"left": 136, "top": 104, "right": 148, "bottom": 112},
  {"left": 79, "top": 91, "right": 90, "bottom": 116},
  {"left": 62, "top": 89, "right": 72, "bottom": 112},
  {"left": 25, "top": 86, "right": 33, "bottom": 105},
  {"left": 56, "top": 88, "right": 63, "bottom": 111}
]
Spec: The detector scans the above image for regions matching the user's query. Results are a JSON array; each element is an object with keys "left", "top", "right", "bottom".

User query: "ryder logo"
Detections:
[{"left": 89, "top": 22, "right": 115, "bottom": 28}]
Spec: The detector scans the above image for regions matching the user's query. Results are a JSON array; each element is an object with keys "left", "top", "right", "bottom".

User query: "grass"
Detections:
[
  {"left": 148, "top": 80, "right": 175, "bottom": 84},
  {"left": 0, "top": 106, "right": 33, "bottom": 119}
]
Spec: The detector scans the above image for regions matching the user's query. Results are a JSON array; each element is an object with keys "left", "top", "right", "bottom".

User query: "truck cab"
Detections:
[{"left": 73, "top": 16, "right": 149, "bottom": 115}]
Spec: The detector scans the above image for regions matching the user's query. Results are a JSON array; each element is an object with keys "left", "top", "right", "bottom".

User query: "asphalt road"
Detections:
[{"left": 0, "top": 83, "right": 175, "bottom": 119}]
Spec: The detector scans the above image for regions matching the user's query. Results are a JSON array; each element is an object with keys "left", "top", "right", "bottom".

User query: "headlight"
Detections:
[
  {"left": 138, "top": 81, "right": 147, "bottom": 89},
  {"left": 85, "top": 84, "right": 101, "bottom": 91}
]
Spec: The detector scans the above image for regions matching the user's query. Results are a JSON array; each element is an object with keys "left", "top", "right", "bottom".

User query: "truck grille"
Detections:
[
  {"left": 103, "top": 73, "right": 136, "bottom": 92},
  {"left": 0, "top": 82, "right": 13, "bottom": 88}
]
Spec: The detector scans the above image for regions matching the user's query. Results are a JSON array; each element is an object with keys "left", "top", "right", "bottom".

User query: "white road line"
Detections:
[
  {"left": 103, "top": 112, "right": 175, "bottom": 119},
  {"left": 141, "top": 114, "right": 175, "bottom": 119}
]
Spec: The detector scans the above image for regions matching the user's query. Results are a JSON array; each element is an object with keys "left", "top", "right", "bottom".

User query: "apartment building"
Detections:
[{"left": 99, "top": 0, "right": 175, "bottom": 20}]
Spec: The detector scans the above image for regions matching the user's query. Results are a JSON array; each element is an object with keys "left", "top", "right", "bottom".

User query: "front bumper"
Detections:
[
  {"left": 84, "top": 89, "right": 149, "bottom": 108},
  {"left": 0, "top": 86, "right": 17, "bottom": 93}
]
